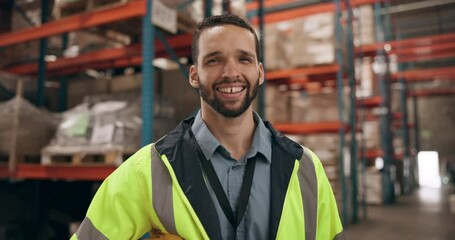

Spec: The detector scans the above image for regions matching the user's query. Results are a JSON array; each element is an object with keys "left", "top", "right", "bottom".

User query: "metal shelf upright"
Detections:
[
  {"left": 334, "top": 0, "right": 349, "bottom": 226},
  {"left": 246, "top": 0, "right": 266, "bottom": 117},
  {"left": 141, "top": 0, "right": 155, "bottom": 145},
  {"left": 395, "top": 29, "right": 412, "bottom": 194},
  {"left": 373, "top": 0, "right": 396, "bottom": 204}
]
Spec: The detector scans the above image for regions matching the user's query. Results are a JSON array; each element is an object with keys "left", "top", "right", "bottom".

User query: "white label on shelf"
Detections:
[
  {"left": 91, "top": 121, "right": 115, "bottom": 144},
  {"left": 151, "top": 1, "right": 177, "bottom": 34}
]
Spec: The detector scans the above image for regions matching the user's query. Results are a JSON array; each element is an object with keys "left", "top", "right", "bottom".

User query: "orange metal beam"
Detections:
[
  {"left": 393, "top": 112, "right": 402, "bottom": 120},
  {"left": 397, "top": 50, "right": 455, "bottom": 63},
  {"left": 273, "top": 121, "right": 349, "bottom": 134},
  {"left": 393, "top": 41, "right": 455, "bottom": 56},
  {"left": 362, "top": 113, "right": 378, "bottom": 121},
  {"left": 5, "top": 33, "right": 193, "bottom": 76},
  {"left": 246, "top": 0, "right": 295, "bottom": 11},
  {"left": 46, "top": 47, "right": 191, "bottom": 77},
  {"left": 15, "top": 164, "right": 116, "bottom": 181},
  {"left": 250, "top": 0, "right": 383, "bottom": 24},
  {"left": 357, "top": 33, "right": 455, "bottom": 56},
  {"left": 362, "top": 150, "right": 404, "bottom": 160},
  {"left": 391, "top": 67, "right": 455, "bottom": 82},
  {"left": 362, "top": 149, "right": 384, "bottom": 159},
  {"left": 0, "top": 0, "right": 146, "bottom": 47},
  {"left": 362, "top": 112, "right": 402, "bottom": 121},
  {"left": 6, "top": 44, "right": 141, "bottom": 75},
  {"left": 0, "top": 165, "right": 10, "bottom": 178},
  {"left": 393, "top": 122, "right": 414, "bottom": 129},
  {"left": 267, "top": 64, "right": 339, "bottom": 81},
  {"left": 356, "top": 96, "right": 382, "bottom": 108},
  {"left": 409, "top": 88, "right": 455, "bottom": 97},
  {"left": 393, "top": 33, "right": 455, "bottom": 49}
]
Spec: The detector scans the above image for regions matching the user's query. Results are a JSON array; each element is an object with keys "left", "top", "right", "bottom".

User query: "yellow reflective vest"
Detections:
[{"left": 72, "top": 118, "right": 344, "bottom": 240}]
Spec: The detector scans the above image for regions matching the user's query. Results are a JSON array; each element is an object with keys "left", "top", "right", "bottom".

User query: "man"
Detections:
[{"left": 72, "top": 15, "right": 343, "bottom": 240}]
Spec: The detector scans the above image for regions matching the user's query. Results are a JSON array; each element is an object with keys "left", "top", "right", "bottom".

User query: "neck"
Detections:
[{"left": 201, "top": 105, "right": 256, "bottom": 161}]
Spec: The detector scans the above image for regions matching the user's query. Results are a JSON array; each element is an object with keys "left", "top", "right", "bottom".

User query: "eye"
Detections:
[
  {"left": 239, "top": 57, "right": 253, "bottom": 63},
  {"left": 206, "top": 58, "right": 220, "bottom": 64}
]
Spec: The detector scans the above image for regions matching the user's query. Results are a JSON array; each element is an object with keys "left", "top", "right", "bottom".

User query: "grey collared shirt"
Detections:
[{"left": 192, "top": 111, "right": 272, "bottom": 240}]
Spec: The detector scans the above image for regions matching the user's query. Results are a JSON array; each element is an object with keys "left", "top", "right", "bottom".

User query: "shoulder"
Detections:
[{"left": 113, "top": 144, "right": 154, "bottom": 177}]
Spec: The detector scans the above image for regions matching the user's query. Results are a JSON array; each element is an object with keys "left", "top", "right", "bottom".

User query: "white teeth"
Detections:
[{"left": 218, "top": 87, "right": 243, "bottom": 93}]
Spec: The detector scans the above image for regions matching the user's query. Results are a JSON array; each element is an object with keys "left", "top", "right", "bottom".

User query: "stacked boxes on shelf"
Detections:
[
  {"left": 291, "top": 13, "right": 335, "bottom": 67},
  {"left": 266, "top": 85, "right": 349, "bottom": 124},
  {"left": 263, "top": 12, "right": 335, "bottom": 70},
  {"left": 352, "top": 5, "right": 375, "bottom": 47},
  {"left": 287, "top": 90, "right": 349, "bottom": 123}
]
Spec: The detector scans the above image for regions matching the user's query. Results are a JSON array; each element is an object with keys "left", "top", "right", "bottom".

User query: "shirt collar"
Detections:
[{"left": 191, "top": 111, "right": 272, "bottom": 163}]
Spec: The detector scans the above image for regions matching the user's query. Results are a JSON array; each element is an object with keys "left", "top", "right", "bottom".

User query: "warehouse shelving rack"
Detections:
[
  {"left": 0, "top": 0, "right": 235, "bottom": 180},
  {"left": 355, "top": 0, "right": 455, "bottom": 205},
  {"left": 246, "top": 0, "right": 389, "bottom": 225}
]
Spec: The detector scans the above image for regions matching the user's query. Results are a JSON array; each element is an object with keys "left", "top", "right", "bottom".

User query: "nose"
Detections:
[{"left": 222, "top": 59, "right": 240, "bottom": 80}]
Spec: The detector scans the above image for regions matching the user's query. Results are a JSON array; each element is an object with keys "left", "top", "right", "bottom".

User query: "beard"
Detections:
[{"left": 198, "top": 76, "right": 259, "bottom": 118}]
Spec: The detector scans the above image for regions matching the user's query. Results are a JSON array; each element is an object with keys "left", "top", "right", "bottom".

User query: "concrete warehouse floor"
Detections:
[{"left": 345, "top": 185, "right": 455, "bottom": 240}]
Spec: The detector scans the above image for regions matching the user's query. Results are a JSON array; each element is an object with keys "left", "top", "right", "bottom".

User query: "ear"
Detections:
[
  {"left": 189, "top": 65, "right": 200, "bottom": 88},
  {"left": 258, "top": 62, "right": 265, "bottom": 85}
]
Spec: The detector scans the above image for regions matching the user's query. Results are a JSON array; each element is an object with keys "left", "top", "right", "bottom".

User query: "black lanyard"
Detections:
[{"left": 197, "top": 147, "right": 257, "bottom": 230}]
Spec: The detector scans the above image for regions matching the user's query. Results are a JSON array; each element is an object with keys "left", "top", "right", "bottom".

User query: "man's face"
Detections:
[{"left": 189, "top": 25, "right": 264, "bottom": 118}]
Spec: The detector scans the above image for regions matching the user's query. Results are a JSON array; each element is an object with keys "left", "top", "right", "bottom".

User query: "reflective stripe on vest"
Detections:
[
  {"left": 75, "top": 217, "right": 108, "bottom": 240},
  {"left": 266, "top": 147, "right": 321, "bottom": 240},
  {"left": 152, "top": 148, "right": 178, "bottom": 235},
  {"left": 151, "top": 146, "right": 210, "bottom": 239},
  {"left": 298, "top": 148, "right": 318, "bottom": 240}
]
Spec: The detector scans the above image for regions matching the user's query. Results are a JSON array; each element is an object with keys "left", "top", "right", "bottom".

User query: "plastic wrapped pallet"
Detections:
[
  {"left": 48, "top": 93, "right": 177, "bottom": 153},
  {"left": 0, "top": 97, "right": 60, "bottom": 157}
]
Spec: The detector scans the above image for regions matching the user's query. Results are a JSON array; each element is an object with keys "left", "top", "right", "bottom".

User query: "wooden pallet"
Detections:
[{"left": 41, "top": 145, "right": 126, "bottom": 166}]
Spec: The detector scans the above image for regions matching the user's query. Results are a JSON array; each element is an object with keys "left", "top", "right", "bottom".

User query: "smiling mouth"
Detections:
[{"left": 216, "top": 86, "right": 246, "bottom": 94}]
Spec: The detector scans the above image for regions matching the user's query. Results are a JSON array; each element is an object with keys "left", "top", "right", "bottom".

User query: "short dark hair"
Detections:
[{"left": 191, "top": 14, "right": 260, "bottom": 64}]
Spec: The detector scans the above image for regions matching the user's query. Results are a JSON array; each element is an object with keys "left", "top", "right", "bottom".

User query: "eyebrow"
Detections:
[
  {"left": 202, "top": 50, "right": 256, "bottom": 61},
  {"left": 238, "top": 50, "right": 256, "bottom": 59},
  {"left": 202, "top": 51, "right": 221, "bottom": 61}
]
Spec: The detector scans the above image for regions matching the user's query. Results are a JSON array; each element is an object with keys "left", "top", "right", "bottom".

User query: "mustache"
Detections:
[{"left": 214, "top": 78, "right": 247, "bottom": 85}]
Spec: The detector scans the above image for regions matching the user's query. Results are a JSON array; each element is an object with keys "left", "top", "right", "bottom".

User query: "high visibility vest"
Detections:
[{"left": 72, "top": 118, "right": 344, "bottom": 240}]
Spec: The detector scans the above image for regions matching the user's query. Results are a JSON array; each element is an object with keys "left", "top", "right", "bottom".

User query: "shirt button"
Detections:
[{"left": 232, "top": 166, "right": 239, "bottom": 171}]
